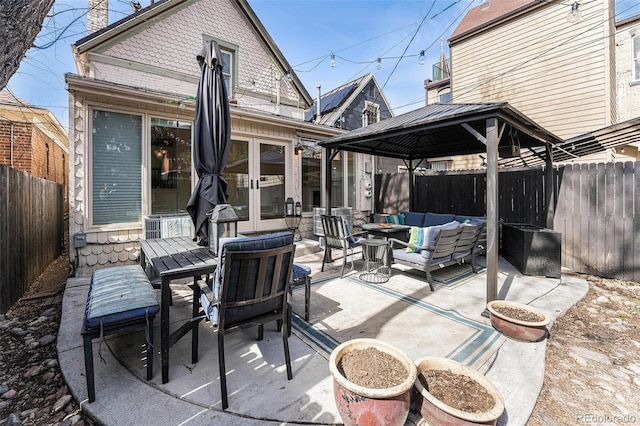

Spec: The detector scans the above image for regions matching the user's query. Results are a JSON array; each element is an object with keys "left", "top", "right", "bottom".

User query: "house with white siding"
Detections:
[
  {"left": 425, "top": 0, "right": 639, "bottom": 169},
  {"left": 67, "top": 0, "right": 378, "bottom": 275}
]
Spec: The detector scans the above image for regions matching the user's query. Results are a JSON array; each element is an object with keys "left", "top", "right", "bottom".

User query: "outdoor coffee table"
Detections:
[
  {"left": 359, "top": 238, "right": 390, "bottom": 283},
  {"left": 139, "top": 237, "right": 217, "bottom": 384}
]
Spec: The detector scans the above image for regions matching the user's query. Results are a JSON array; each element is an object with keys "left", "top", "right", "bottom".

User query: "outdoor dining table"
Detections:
[
  {"left": 139, "top": 236, "right": 217, "bottom": 384},
  {"left": 361, "top": 223, "right": 411, "bottom": 242}
]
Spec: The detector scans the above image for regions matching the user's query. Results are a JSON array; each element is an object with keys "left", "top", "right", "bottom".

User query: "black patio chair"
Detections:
[{"left": 195, "top": 232, "right": 295, "bottom": 410}]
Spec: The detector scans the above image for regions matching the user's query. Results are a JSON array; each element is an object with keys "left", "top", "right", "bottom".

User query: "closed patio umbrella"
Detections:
[{"left": 187, "top": 40, "right": 231, "bottom": 245}]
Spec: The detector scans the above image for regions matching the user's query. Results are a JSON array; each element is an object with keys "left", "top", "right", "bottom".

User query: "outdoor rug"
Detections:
[
  {"left": 290, "top": 269, "right": 504, "bottom": 370},
  {"left": 105, "top": 266, "right": 504, "bottom": 423}
]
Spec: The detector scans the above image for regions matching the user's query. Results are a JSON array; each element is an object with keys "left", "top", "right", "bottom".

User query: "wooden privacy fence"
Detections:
[
  {"left": 0, "top": 165, "right": 63, "bottom": 313},
  {"left": 375, "top": 161, "right": 640, "bottom": 283}
]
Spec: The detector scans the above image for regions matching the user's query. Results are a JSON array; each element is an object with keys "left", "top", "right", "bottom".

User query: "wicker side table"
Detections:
[{"left": 359, "top": 239, "right": 390, "bottom": 283}]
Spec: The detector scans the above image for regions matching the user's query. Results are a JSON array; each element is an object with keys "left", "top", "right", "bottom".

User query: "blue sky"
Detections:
[{"left": 6, "top": 0, "right": 640, "bottom": 132}]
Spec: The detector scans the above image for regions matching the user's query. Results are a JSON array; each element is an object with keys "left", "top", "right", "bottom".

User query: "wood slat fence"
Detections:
[
  {"left": 0, "top": 165, "right": 63, "bottom": 313},
  {"left": 375, "top": 161, "right": 640, "bottom": 283}
]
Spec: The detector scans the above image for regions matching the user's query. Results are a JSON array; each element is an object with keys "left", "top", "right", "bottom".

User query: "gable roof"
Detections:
[
  {"left": 73, "top": 0, "right": 312, "bottom": 106},
  {"left": 304, "top": 73, "right": 392, "bottom": 125},
  {"left": 450, "top": 0, "right": 538, "bottom": 42}
]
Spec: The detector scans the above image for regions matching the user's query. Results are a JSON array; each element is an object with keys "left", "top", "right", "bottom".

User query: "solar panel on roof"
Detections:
[{"left": 304, "top": 82, "right": 358, "bottom": 122}]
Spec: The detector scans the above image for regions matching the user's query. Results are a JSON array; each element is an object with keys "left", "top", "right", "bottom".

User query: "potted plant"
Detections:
[
  {"left": 413, "top": 357, "right": 505, "bottom": 426},
  {"left": 328, "top": 338, "right": 417, "bottom": 426},
  {"left": 486, "top": 300, "right": 550, "bottom": 342}
]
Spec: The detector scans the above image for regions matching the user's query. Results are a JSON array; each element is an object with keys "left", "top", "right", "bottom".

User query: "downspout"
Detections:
[
  {"left": 315, "top": 84, "right": 321, "bottom": 124},
  {"left": 10, "top": 123, "right": 14, "bottom": 167}
]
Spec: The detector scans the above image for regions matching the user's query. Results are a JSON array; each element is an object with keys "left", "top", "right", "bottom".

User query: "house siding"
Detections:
[{"left": 450, "top": 0, "right": 616, "bottom": 140}]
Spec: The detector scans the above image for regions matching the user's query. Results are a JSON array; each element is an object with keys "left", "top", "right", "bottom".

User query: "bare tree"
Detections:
[{"left": 0, "top": 0, "right": 56, "bottom": 90}]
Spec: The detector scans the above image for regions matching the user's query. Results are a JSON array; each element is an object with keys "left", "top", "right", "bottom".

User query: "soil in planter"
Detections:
[
  {"left": 419, "top": 370, "right": 495, "bottom": 413},
  {"left": 337, "top": 347, "right": 407, "bottom": 389},
  {"left": 493, "top": 305, "right": 543, "bottom": 322}
]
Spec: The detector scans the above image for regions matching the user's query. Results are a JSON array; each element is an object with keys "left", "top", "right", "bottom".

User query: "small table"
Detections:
[
  {"left": 139, "top": 237, "right": 217, "bottom": 384},
  {"left": 361, "top": 223, "right": 411, "bottom": 242},
  {"left": 359, "top": 239, "right": 390, "bottom": 283}
]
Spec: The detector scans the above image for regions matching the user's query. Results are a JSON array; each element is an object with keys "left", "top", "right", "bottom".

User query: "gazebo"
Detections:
[{"left": 319, "top": 102, "right": 563, "bottom": 305}]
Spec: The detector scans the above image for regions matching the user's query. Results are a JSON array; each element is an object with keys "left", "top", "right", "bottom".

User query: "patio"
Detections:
[{"left": 57, "top": 239, "right": 587, "bottom": 425}]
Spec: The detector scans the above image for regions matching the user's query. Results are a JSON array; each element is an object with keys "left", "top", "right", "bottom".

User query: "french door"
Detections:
[{"left": 224, "top": 139, "right": 289, "bottom": 233}]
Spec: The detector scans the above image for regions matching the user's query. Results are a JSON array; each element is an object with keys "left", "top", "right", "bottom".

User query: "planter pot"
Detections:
[
  {"left": 329, "top": 338, "right": 417, "bottom": 426},
  {"left": 413, "top": 357, "right": 505, "bottom": 426},
  {"left": 486, "top": 300, "right": 550, "bottom": 342}
]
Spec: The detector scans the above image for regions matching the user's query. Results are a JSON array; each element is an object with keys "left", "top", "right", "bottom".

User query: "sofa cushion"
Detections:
[
  {"left": 454, "top": 215, "right": 487, "bottom": 225},
  {"left": 401, "top": 211, "right": 426, "bottom": 227},
  {"left": 421, "top": 220, "right": 461, "bottom": 253},
  {"left": 406, "top": 226, "right": 426, "bottom": 253},
  {"left": 424, "top": 212, "right": 456, "bottom": 227}
]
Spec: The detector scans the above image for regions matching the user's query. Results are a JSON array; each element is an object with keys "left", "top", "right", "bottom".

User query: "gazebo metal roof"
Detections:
[{"left": 319, "top": 102, "right": 561, "bottom": 160}]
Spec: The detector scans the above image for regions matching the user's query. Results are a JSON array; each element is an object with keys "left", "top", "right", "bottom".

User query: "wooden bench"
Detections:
[
  {"left": 81, "top": 265, "right": 160, "bottom": 402},
  {"left": 390, "top": 223, "right": 484, "bottom": 291}
]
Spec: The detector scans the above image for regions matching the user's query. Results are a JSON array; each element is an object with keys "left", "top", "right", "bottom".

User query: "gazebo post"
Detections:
[
  {"left": 408, "top": 159, "right": 414, "bottom": 211},
  {"left": 545, "top": 143, "right": 555, "bottom": 229},
  {"left": 485, "top": 118, "right": 499, "bottom": 307}
]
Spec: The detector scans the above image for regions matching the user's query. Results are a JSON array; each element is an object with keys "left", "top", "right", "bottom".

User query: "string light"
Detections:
[
  {"left": 330, "top": 53, "right": 336, "bottom": 68},
  {"left": 376, "top": 58, "right": 382, "bottom": 70},
  {"left": 419, "top": 50, "right": 426, "bottom": 65},
  {"left": 567, "top": 2, "right": 581, "bottom": 23}
]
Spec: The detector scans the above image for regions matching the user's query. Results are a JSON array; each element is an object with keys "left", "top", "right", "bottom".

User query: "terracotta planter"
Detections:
[
  {"left": 329, "top": 338, "right": 417, "bottom": 426},
  {"left": 486, "top": 300, "right": 550, "bottom": 342},
  {"left": 413, "top": 357, "right": 505, "bottom": 426}
]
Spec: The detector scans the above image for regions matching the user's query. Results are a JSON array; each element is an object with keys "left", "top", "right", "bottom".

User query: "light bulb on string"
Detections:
[
  {"left": 418, "top": 50, "right": 426, "bottom": 66},
  {"left": 566, "top": 2, "right": 581, "bottom": 23},
  {"left": 330, "top": 53, "right": 336, "bottom": 68},
  {"left": 376, "top": 58, "right": 382, "bottom": 70}
]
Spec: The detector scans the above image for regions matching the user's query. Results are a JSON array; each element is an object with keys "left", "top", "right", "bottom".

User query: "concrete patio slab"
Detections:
[{"left": 57, "top": 241, "right": 588, "bottom": 425}]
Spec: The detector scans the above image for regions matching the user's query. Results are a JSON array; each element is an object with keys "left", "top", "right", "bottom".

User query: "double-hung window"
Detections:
[{"left": 362, "top": 101, "right": 380, "bottom": 127}]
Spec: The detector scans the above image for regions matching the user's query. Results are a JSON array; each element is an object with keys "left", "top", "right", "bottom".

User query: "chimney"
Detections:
[{"left": 87, "top": 0, "right": 109, "bottom": 33}]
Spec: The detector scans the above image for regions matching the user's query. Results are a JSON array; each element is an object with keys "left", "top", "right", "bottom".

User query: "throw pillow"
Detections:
[
  {"left": 386, "top": 214, "right": 405, "bottom": 225},
  {"left": 406, "top": 226, "right": 425, "bottom": 253}
]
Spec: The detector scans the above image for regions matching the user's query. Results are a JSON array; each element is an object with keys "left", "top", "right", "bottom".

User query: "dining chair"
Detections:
[
  {"left": 196, "top": 232, "right": 295, "bottom": 409},
  {"left": 321, "top": 215, "right": 366, "bottom": 277}
]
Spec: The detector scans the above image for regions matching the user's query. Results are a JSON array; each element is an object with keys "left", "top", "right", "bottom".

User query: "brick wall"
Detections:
[{"left": 0, "top": 120, "right": 68, "bottom": 215}]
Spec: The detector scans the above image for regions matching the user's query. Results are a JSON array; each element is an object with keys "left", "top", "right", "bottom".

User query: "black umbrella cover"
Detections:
[{"left": 186, "top": 40, "right": 231, "bottom": 244}]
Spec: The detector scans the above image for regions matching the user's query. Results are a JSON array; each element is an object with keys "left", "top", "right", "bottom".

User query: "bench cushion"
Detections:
[
  {"left": 424, "top": 213, "right": 456, "bottom": 227},
  {"left": 292, "top": 263, "right": 311, "bottom": 281},
  {"left": 400, "top": 211, "right": 425, "bottom": 227},
  {"left": 85, "top": 265, "right": 159, "bottom": 329}
]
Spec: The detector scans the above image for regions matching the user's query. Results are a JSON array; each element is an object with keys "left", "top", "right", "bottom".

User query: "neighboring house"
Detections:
[
  {"left": 0, "top": 89, "right": 69, "bottom": 214},
  {"left": 426, "top": 0, "right": 639, "bottom": 169},
  {"left": 67, "top": 0, "right": 347, "bottom": 275},
  {"left": 302, "top": 74, "right": 395, "bottom": 218}
]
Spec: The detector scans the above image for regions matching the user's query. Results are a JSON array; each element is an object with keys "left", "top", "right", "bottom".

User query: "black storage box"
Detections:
[{"left": 501, "top": 223, "right": 561, "bottom": 278}]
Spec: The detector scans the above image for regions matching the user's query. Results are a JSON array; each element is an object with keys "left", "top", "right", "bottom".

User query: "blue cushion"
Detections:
[
  {"left": 84, "top": 265, "right": 159, "bottom": 329},
  {"left": 385, "top": 214, "right": 405, "bottom": 225},
  {"left": 342, "top": 218, "right": 362, "bottom": 248},
  {"left": 424, "top": 213, "right": 456, "bottom": 227},
  {"left": 292, "top": 263, "right": 311, "bottom": 281},
  {"left": 401, "top": 211, "right": 426, "bottom": 227},
  {"left": 454, "top": 215, "right": 487, "bottom": 225},
  {"left": 406, "top": 226, "right": 426, "bottom": 253}
]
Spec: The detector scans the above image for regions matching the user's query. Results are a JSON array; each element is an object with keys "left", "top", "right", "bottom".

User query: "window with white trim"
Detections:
[
  {"left": 362, "top": 101, "right": 380, "bottom": 126},
  {"left": 91, "top": 110, "right": 142, "bottom": 225},
  {"left": 633, "top": 33, "right": 639, "bottom": 81}
]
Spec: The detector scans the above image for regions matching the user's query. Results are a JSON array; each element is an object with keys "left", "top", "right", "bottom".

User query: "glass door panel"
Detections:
[
  {"left": 259, "top": 143, "right": 286, "bottom": 220},
  {"left": 224, "top": 139, "right": 250, "bottom": 222}
]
